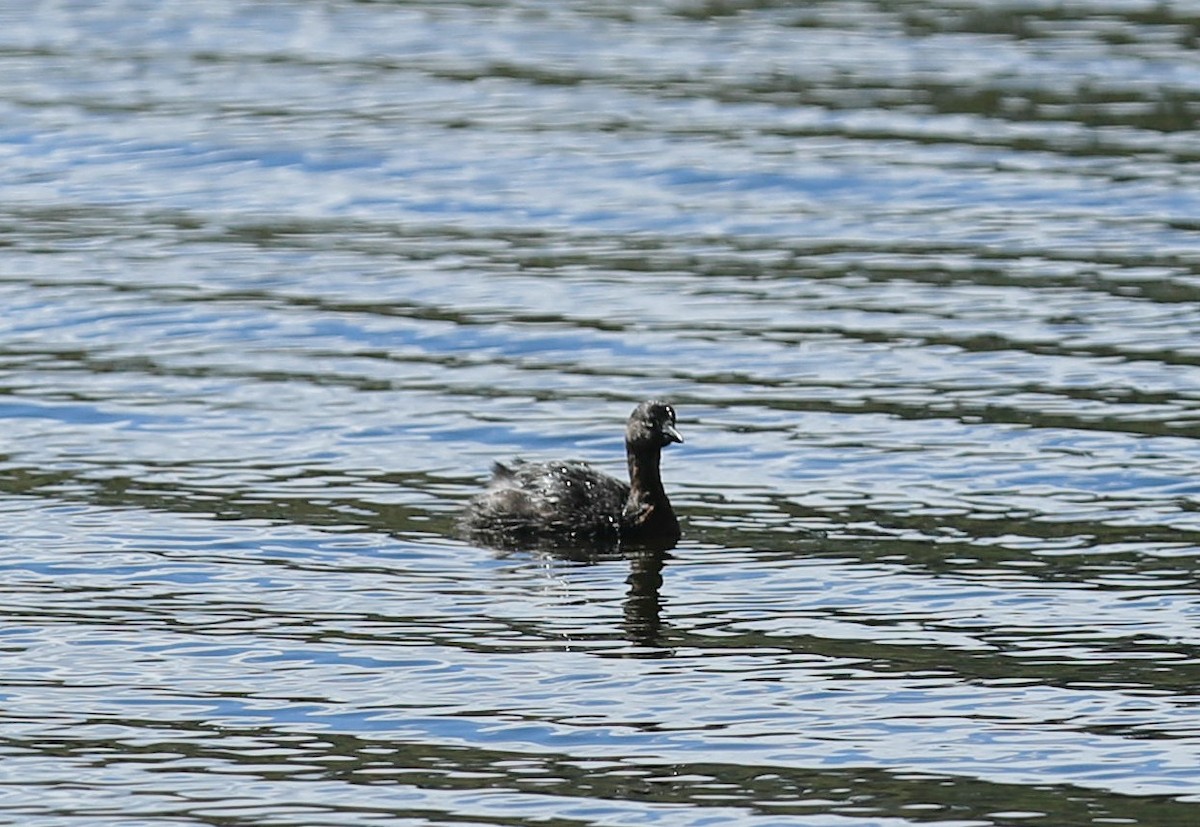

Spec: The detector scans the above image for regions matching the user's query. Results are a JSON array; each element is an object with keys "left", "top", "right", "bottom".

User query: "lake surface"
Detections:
[{"left": 4, "top": 1, "right": 1200, "bottom": 825}]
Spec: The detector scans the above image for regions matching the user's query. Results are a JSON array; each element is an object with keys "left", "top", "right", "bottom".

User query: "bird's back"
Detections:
[{"left": 460, "top": 459, "right": 629, "bottom": 546}]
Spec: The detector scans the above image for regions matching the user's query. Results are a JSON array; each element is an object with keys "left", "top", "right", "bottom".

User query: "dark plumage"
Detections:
[{"left": 460, "top": 401, "right": 683, "bottom": 550}]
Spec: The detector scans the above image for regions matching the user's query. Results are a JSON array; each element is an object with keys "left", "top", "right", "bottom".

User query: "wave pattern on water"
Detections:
[{"left": 3, "top": 1, "right": 1200, "bottom": 825}]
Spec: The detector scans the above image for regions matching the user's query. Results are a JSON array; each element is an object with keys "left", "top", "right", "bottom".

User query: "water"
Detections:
[{"left": 3, "top": 1, "right": 1200, "bottom": 824}]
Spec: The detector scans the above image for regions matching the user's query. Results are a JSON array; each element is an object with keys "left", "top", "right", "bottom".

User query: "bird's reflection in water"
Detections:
[
  {"left": 622, "top": 549, "right": 669, "bottom": 648},
  {"left": 485, "top": 534, "right": 676, "bottom": 650}
]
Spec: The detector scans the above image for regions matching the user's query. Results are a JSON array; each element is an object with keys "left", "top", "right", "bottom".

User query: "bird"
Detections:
[{"left": 460, "top": 400, "right": 683, "bottom": 551}]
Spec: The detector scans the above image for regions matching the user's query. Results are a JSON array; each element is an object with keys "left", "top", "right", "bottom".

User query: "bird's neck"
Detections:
[
  {"left": 626, "top": 443, "right": 667, "bottom": 506},
  {"left": 623, "top": 442, "right": 679, "bottom": 549},
  {"left": 624, "top": 441, "right": 681, "bottom": 544}
]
